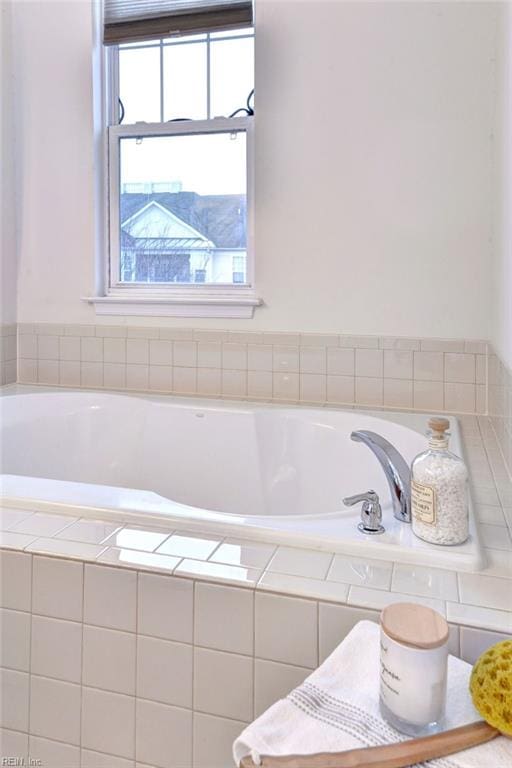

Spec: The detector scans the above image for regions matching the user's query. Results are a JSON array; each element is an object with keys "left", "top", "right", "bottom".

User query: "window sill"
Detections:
[{"left": 83, "top": 292, "right": 263, "bottom": 319}]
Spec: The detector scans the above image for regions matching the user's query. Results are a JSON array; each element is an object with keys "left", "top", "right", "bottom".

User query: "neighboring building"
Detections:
[{"left": 119, "top": 191, "right": 247, "bottom": 284}]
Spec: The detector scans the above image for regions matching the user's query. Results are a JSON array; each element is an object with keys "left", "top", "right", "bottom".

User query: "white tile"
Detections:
[
  {"left": 138, "top": 573, "right": 193, "bottom": 643},
  {"left": 193, "top": 713, "right": 247, "bottom": 768},
  {"left": 257, "top": 572, "right": 349, "bottom": 603},
  {"left": 17, "top": 358, "right": 38, "bottom": 383},
  {"left": 97, "top": 547, "right": 180, "bottom": 574},
  {"left": 30, "top": 675, "right": 81, "bottom": 744},
  {"left": 84, "top": 564, "right": 137, "bottom": 631},
  {"left": 197, "top": 341, "right": 221, "bottom": 369},
  {"left": 446, "top": 602, "right": 512, "bottom": 635},
  {"left": 383, "top": 350, "right": 413, "bottom": 380},
  {"left": 300, "top": 373, "right": 326, "bottom": 403},
  {"left": 104, "top": 338, "right": 126, "bottom": 364},
  {"left": 444, "top": 383, "right": 476, "bottom": 413},
  {"left": 127, "top": 326, "right": 160, "bottom": 340},
  {"left": 59, "top": 360, "right": 81, "bottom": 386},
  {"left": 248, "top": 344, "right": 273, "bottom": 371},
  {"left": 263, "top": 332, "right": 300, "bottom": 346},
  {"left": 149, "top": 365, "right": 172, "bottom": 391},
  {"left": 482, "top": 548, "right": 512, "bottom": 579},
  {"left": 476, "top": 355, "right": 487, "bottom": 385},
  {"left": 104, "top": 362, "right": 127, "bottom": 389},
  {"left": 18, "top": 333, "right": 37, "bottom": 358},
  {"left": 445, "top": 353, "right": 476, "bottom": 384},
  {"left": 156, "top": 533, "right": 220, "bottom": 560},
  {"left": 413, "top": 380, "right": 444, "bottom": 410},
  {"left": 81, "top": 749, "right": 134, "bottom": 768},
  {"left": 103, "top": 527, "right": 170, "bottom": 552},
  {"left": 268, "top": 547, "right": 332, "bottom": 579},
  {"left": 254, "top": 659, "right": 309, "bottom": 716},
  {"left": 149, "top": 339, "right": 173, "bottom": 366},
  {"left": 0, "top": 669, "right": 29, "bottom": 731},
  {"left": 82, "top": 687, "right": 135, "bottom": 760},
  {"left": 460, "top": 626, "right": 512, "bottom": 665},
  {"left": 273, "top": 346, "right": 299, "bottom": 373},
  {"left": 127, "top": 339, "right": 149, "bottom": 365},
  {"left": 174, "top": 559, "right": 261, "bottom": 587},
  {"left": 32, "top": 555, "right": 83, "bottom": 621},
  {"left": 413, "top": 351, "right": 444, "bottom": 381},
  {"left": 196, "top": 366, "right": 221, "bottom": 395},
  {"left": 255, "top": 592, "right": 317, "bottom": 667},
  {"left": 37, "top": 359, "right": 59, "bottom": 385},
  {"left": 247, "top": 370, "right": 273, "bottom": 398},
  {"left": 81, "top": 361, "right": 104, "bottom": 388},
  {"left": 0, "top": 729, "right": 28, "bottom": 761},
  {"left": 222, "top": 343, "right": 247, "bottom": 370},
  {"left": 355, "top": 377, "right": 383, "bottom": 406},
  {"left": 64, "top": 324, "right": 95, "bottom": 337},
  {"left": 126, "top": 364, "right": 149, "bottom": 390},
  {"left": 391, "top": 564, "right": 459, "bottom": 601},
  {"left": 348, "top": 585, "right": 446, "bottom": 615},
  {"left": 37, "top": 335, "right": 59, "bottom": 360},
  {"left": 194, "top": 647, "right": 253, "bottom": 721},
  {"left": 475, "top": 505, "right": 507, "bottom": 526},
  {"left": 0, "top": 550, "right": 31, "bottom": 611},
  {"left": 137, "top": 635, "right": 192, "bottom": 707},
  {"left": 59, "top": 336, "right": 80, "bottom": 361},
  {"left": 221, "top": 369, "right": 247, "bottom": 397},
  {"left": 55, "top": 518, "right": 121, "bottom": 544},
  {"left": 355, "top": 349, "right": 383, "bottom": 378},
  {"left": 0, "top": 609, "right": 30, "bottom": 671},
  {"left": 136, "top": 699, "right": 192, "bottom": 768},
  {"left": 319, "top": 604, "right": 379, "bottom": 662},
  {"left": 81, "top": 337, "right": 103, "bottom": 362},
  {"left": 327, "top": 554, "right": 392, "bottom": 590},
  {"left": 210, "top": 539, "right": 276, "bottom": 570},
  {"left": 26, "top": 538, "right": 106, "bottom": 560},
  {"left": 273, "top": 372, "right": 299, "bottom": 400},
  {"left": 300, "top": 346, "right": 326, "bottom": 374},
  {"left": 83, "top": 625, "right": 136, "bottom": 695},
  {"left": 380, "top": 337, "right": 420, "bottom": 351},
  {"left": 173, "top": 341, "right": 197, "bottom": 367},
  {"left": 327, "top": 348, "right": 354, "bottom": 376},
  {"left": 458, "top": 572, "right": 512, "bottom": 611},
  {"left": 194, "top": 583, "right": 253, "bottom": 655},
  {"left": 10, "top": 512, "right": 75, "bottom": 537},
  {"left": 95, "top": 326, "right": 127, "bottom": 338},
  {"left": 326, "top": 375, "right": 354, "bottom": 404},
  {"left": 29, "top": 737, "right": 80, "bottom": 768},
  {"left": 173, "top": 366, "right": 197, "bottom": 394},
  {"left": 383, "top": 379, "right": 413, "bottom": 408},
  {"left": 31, "top": 615, "right": 82, "bottom": 683},
  {"left": 420, "top": 339, "right": 465, "bottom": 353},
  {"left": 479, "top": 523, "right": 512, "bottom": 551},
  {"left": 159, "top": 327, "right": 194, "bottom": 341}
]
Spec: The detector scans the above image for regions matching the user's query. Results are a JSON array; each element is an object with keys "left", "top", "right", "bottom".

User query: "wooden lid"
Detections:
[
  {"left": 381, "top": 603, "right": 449, "bottom": 649},
  {"left": 428, "top": 417, "right": 450, "bottom": 436}
]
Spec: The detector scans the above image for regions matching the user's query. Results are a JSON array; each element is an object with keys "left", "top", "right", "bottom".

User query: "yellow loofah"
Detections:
[{"left": 469, "top": 639, "right": 512, "bottom": 735}]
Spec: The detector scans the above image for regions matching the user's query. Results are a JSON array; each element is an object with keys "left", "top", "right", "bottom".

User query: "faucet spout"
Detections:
[{"left": 350, "top": 430, "right": 411, "bottom": 523}]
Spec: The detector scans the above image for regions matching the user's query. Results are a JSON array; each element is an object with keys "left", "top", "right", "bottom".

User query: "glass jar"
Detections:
[
  {"left": 411, "top": 417, "right": 469, "bottom": 546},
  {"left": 380, "top": 603, "right": 449, "bottom": 736}
]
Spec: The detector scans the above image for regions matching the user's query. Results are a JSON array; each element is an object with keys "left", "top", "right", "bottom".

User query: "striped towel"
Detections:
[{"left": 233, "top": 620, "right": 512, "bottom": 767}]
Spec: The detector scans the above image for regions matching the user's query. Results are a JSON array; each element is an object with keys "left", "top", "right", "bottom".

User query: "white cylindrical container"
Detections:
[
  {"left": 380, "top": 603, "right": 449, "bottom": 736},
  {"left": 411, "top": 417, "right": 469, "bottom": 546}
]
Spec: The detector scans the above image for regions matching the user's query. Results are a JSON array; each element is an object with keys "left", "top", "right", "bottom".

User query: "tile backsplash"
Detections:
[
  {"left": 0, "top": 323, "right": 17, "bottom": 386},
  {"left": 14, "top": 323, "right": 488, "bottom": 415},
  {"left": 489, "top": 345, "right": 512, "bottom": 477}
]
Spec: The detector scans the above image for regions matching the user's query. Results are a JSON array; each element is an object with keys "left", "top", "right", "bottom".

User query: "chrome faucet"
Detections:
[{"left": 350, "top": 430, "right": 411, "bottom": 523}]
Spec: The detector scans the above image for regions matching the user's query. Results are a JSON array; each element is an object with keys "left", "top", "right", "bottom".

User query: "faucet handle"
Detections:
[{"left": 343, "top": 490, "right": 385, "bottom": 535}]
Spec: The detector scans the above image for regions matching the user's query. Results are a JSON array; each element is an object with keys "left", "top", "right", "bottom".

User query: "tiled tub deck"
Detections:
[{"left": 0, "top": 411, "right": 511, "bottom": 767}]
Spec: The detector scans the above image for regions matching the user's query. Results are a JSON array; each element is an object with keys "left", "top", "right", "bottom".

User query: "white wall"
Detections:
[
  {"left": 12, "top": 0, "right": 501, "bottom": 337},
  {"left": 492, "top": 2, "right": 512, "bottom": 369},
  {"left": 1, "top": 0, "right": 17, "bottom": 324}
]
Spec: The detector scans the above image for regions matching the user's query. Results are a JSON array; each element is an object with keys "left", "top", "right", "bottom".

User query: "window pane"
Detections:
[
  {"left": 210, "top": 28, "right": 253, "bottom": 39},
  {"left": 119, "top": 46, "right": 161, "bottom": 124},
  {"left": 118, "top": 132, "right": 247, "bottom": 285},
  {"left": 163, "top": 42, "right": 207, "bottom": 121},
  {"left": 210, "top": 37, "right": 254, "bottom": 117}
]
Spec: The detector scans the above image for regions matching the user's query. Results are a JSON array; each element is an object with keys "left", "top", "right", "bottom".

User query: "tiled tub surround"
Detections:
[
  {"left": 0, "top": 324, "right": 17, "bottom": 386},
  {"left": 489, "top": 346, "right": 512, "bottom": 477},
  {"left": 16, "top": 323, "right": 488, "bottom": 414}
]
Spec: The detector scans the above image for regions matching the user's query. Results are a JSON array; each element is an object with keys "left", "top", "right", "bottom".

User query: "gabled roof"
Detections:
[
  {"left": 122, "top": 201, "right": 213, "bottom": 249},
  {"left": 120, "top": 191, "right": 246, "bottom": 249}
]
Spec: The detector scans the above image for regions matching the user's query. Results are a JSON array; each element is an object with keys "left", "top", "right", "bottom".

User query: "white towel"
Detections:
[{"left": 233, "top": 621, "right": 512, "bottom": 767}]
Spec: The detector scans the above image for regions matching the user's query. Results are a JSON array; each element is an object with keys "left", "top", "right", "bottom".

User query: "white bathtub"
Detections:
[{"left": 0, "top": 388, "right": 482, "bottom": 570}]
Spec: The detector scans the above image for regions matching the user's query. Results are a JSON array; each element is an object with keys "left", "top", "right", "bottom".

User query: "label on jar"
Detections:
[{"left": 411, "top": 480, "right": 436, "bottom": 525}]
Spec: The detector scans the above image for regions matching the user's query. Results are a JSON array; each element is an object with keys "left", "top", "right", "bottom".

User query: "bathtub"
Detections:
[{"left": 0, "top": 388, "right": 482, "bottom": 570}]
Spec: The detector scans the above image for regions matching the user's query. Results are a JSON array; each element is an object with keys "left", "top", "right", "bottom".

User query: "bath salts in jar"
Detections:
[
  {"left": 411, "top": 417, "right": 469, "bottom": 546},
  {"left": 380, "top": 603, "right": 449, "bottom": 737}
]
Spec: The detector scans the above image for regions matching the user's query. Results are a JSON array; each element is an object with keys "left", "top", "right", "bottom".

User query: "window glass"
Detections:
[
  {"left": 210, "top": 37, "right": 254, "bottom": 117},
  {"left": 163, "top": 41, "right": 208, "bottom": 121},
  {"left": 119, "top": 46, "right": 161, "bottom": 123},
  {"left": 118, "top": 132, "right": 247, "bottom": 285}
]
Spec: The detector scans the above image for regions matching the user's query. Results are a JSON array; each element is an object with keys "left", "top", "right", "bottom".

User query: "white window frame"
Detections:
[{"left": 86, "top": 38, "right": 260, "bottom": 319}]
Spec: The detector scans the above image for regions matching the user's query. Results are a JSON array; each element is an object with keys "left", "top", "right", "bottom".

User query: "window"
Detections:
[{"left": 90, "top": 11, "right": 260, "bottom": 319}]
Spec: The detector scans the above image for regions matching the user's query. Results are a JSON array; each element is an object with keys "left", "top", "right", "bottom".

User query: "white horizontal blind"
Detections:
[{"left": 104, "top": 0, "right": 253, "bottom": 45}]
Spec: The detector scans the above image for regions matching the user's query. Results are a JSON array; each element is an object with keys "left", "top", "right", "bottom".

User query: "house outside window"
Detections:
[{"left": 91, "top": 1, "right": 261, "bottom": 319}]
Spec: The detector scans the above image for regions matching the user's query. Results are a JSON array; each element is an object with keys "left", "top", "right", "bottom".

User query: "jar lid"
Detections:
[{"left": 381, "top": 603, "right": 449, "bottom": 649}]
